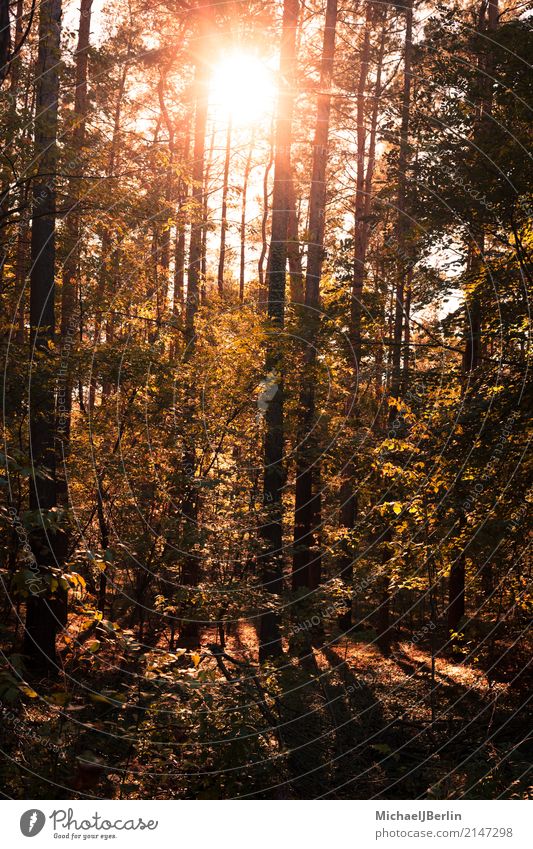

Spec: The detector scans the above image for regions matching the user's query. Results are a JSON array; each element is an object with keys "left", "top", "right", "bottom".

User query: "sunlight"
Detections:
[{"left": 210, "top": 52, "right": 276, "bottom": 125}]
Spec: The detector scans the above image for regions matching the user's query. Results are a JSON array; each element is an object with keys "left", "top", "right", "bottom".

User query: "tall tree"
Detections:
[
  {"left": 376, "top": 0, "right": 414, "bottom": 653},
  {"left": 173, "top": 122, "right": 191, "bottom": 316},
  {"left": 292, "top": 0, "right": 338, "bottom": 601},
  {"left": 258, "top": 126, "right": 274, "bottom": 298},
  {"left": 259, "top": 0, "right": 299, "bottom": 661},
  {"left": 390, "top": 0, "right": 414, "bottom": 404},
  {"left": 59, "top": 0, "right": 93, "bottom": 452},
  {"left": 338, "top": 2, "right": 387, "bottom": 628},
  {"left": 287, "top": 174, "right": 303, "bottom": 304},
  {"left": 25, "top": 0, "right": 64, "bottom": 669},
  {"left": 239, "top": 131, "right": 254, "bottom": 302},
  {"left": 179, "top": 0, "right": 211, "bottom": 648},
  {"left": 0, "top": 0, "right": 11, "bottom": 86},
  {"left": 89, "top": 50, "right": 130, "bottom": 412},
  {"left": 217, "top": 116, "right": 232, "bottom": 295},
  {"left": 449, "top": 0, "right": 499, "bottom": 634}
]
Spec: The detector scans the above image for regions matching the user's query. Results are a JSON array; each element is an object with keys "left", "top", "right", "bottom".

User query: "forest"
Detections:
[{"left": 0, "top": 0, "right": 531, "bottom": 800}]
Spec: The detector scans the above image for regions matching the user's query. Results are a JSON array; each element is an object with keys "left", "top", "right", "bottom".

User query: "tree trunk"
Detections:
[
  {"left": 452, "top": 0, "right": 499, "bottom": 634},
  {"left": 448, "top": 555, "right": 466, "bottom": 634},
  {"left": 287, "top": 174, "right": 303, "bottom": 304},
  {"left": 259, "top": 0, "right": 299, "bottom": 662},
  {"left": 25, "top": 0, "right": 64, "bottom": 671},
  {"left": 378, "top": 0, "right": 414, "bottom": 654},
  {"left": 179, "top": 0, "right": 211, "bottom": 649},
  {"left": 200, "top": 122, "right": 215, "bottom": 298},
  {"left": 1, "top": 0, "right": 25, "bottom": 311},
  {"left": 350, "top": 4, "right": 373, "bottom": 364},
  {"left": 258, "top": 127, "right": 274, "bottom": 303},
  {"left": 463, "top": 0, "right": 498, "bottom": 374},
  {"left": 292, "top": 0, "right": 338, "bottom": 602},
  {"left": 173, "top": 123, "right": 191, "bottom": 317},
  {"left": 58, "top": 0, "right": 93, "bottom": 460},
  {"left": 217, "top": 116, "right": 232, "bottom": 295},
  {"left": 402, "top": 267, "right": 412, "bottom": 384},
  {"left": 89, "top": 58, "right": 128, "bottom": 411},
  {"left": 239, "top": 132, "right": 254, "bottom": 302},
  {"left": 0, "top": 0, "right": 11, "bottom": 86},
  {"left": 338, "top": 5, "right": 386, "bottom": 628},
  {"left": 157, "top": 63, "right": 177, "bottom": 319},
  {"left": 15, "top": 190, "right": 29, "bottom": 345},
  {"left": 390, "top": 0, "right": 413, "bottom": 403}
]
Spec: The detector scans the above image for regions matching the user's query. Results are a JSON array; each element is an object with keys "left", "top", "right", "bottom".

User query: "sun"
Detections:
[{"left": 210, "top": 52, "right": 276, "bottom": 126}]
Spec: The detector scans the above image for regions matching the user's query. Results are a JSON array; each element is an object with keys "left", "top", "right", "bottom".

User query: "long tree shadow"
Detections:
[
  {"left": 266, "top": 638, "right": 386, "bottom": 798},
  {"left": 323, "top": 640, "right": 533, "bottom": 799},
  {"left": 318, "top": 642, "right": 388, "bottom": 797},
  {"left": 273, "top": 654, "right": 336, "bottom": 798}
]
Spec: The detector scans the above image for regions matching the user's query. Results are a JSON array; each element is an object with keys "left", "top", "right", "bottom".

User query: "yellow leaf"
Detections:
[{"left": 191, "top": 651, "right": 201, "bottom": 668}]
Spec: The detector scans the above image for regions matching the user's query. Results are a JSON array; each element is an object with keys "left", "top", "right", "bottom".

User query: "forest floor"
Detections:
[
  {"left": 214, "top": 622, "right": 532, "bottom": 799},
  {"left": 1, "top": 618, "right": 530, "bottom": 799}
]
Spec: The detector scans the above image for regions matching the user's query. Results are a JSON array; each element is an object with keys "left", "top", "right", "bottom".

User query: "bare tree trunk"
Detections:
[
  {"left": 350, "top": 3, "right": 374, "bottom": 364},
  {"left": 1, "top": 0, "right": 25, "bottom": 312},
  {"left": 217, "top": 116, "right": 232, "bottom": 295},
  {"left": 200, "top": 121, "right": 215, "bottom": 298},
  {"left": 463, "top": 0, "right": 498, "bottom": 374},
  {"left": 390, "top": 0, "right": 413, "bottom": 403},
  {"left": 89, "top": 58, "right": 128, "bottom": 411},
  {"left": 292, "top": 0, "right": 338, "bottom": 603},
  {"left": 0, "top": 0, "right": 11, "bottom": 86},
  {"left": 174, "top": 216, "right": 187, "bottom": 313},
  {"left": 157, "top": 63, "right": 177, "bottom": 319},
  {"left": 179, "top": 0, "right": 211, "bottom": 649},
  {"left": 258, "top": 124, "right": 274, "bottom": 302},
  {"left": 59, "top": 0, "right": 92, "bottom": 462},
  {"left": 402, "top": 267, "right": 412, "bottom": 384},
  {"left": 96, "top": 480, "right": 109, "bottom": 614},
  {"left": 451, "top": 0, "right": 498, "bottom": 634},
  {"left": 15, "top": 190, "right": 29, "bottom": 345},
  {"left": 239, "top": 132, "right": 254, "bottom": 302},
  {"left": 448, "top": 551, "right": 466, "bottom": 635},
  {"left": 377, "top": 0, "right": 413, "bottom": 654},
  {"left": 25, "top": 0, "right": 65, "bottom": 670},
  {"left": 173, "top": 122, "right": 191, "bottom": 318},
  {"left": 259, "top": 0, "right": 299, "bottom": 662},
  {"left": 287, "top": 174, "right": 303, "bottom": 304},
  {"left": 338, "top": 6, "right": 386, "bottom": 628}
]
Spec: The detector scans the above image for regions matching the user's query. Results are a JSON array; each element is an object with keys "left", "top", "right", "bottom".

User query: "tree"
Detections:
[
  {"left": 337, "top": 1, "right": 387, "bottom": 628},
  {"left": 239, "top": 130, "right": 255, "bottom": 302},
  {"left": 178, "top": 0, "right": 212, "bottom": 648},
  {"left": 25, "top": 0, "right": 65, "bottom": 670},
  {"left": 259, "top": 0, "right": 299, "bottom": 661},
  {"left": 291, "top": 0, "right": 338, "bottom": 605},
  {"left": 216, "top": 116, "right": 232, "bottom": 295},
  {"left": 59, "top": 0, "right": 93, "bottom": 453}
]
